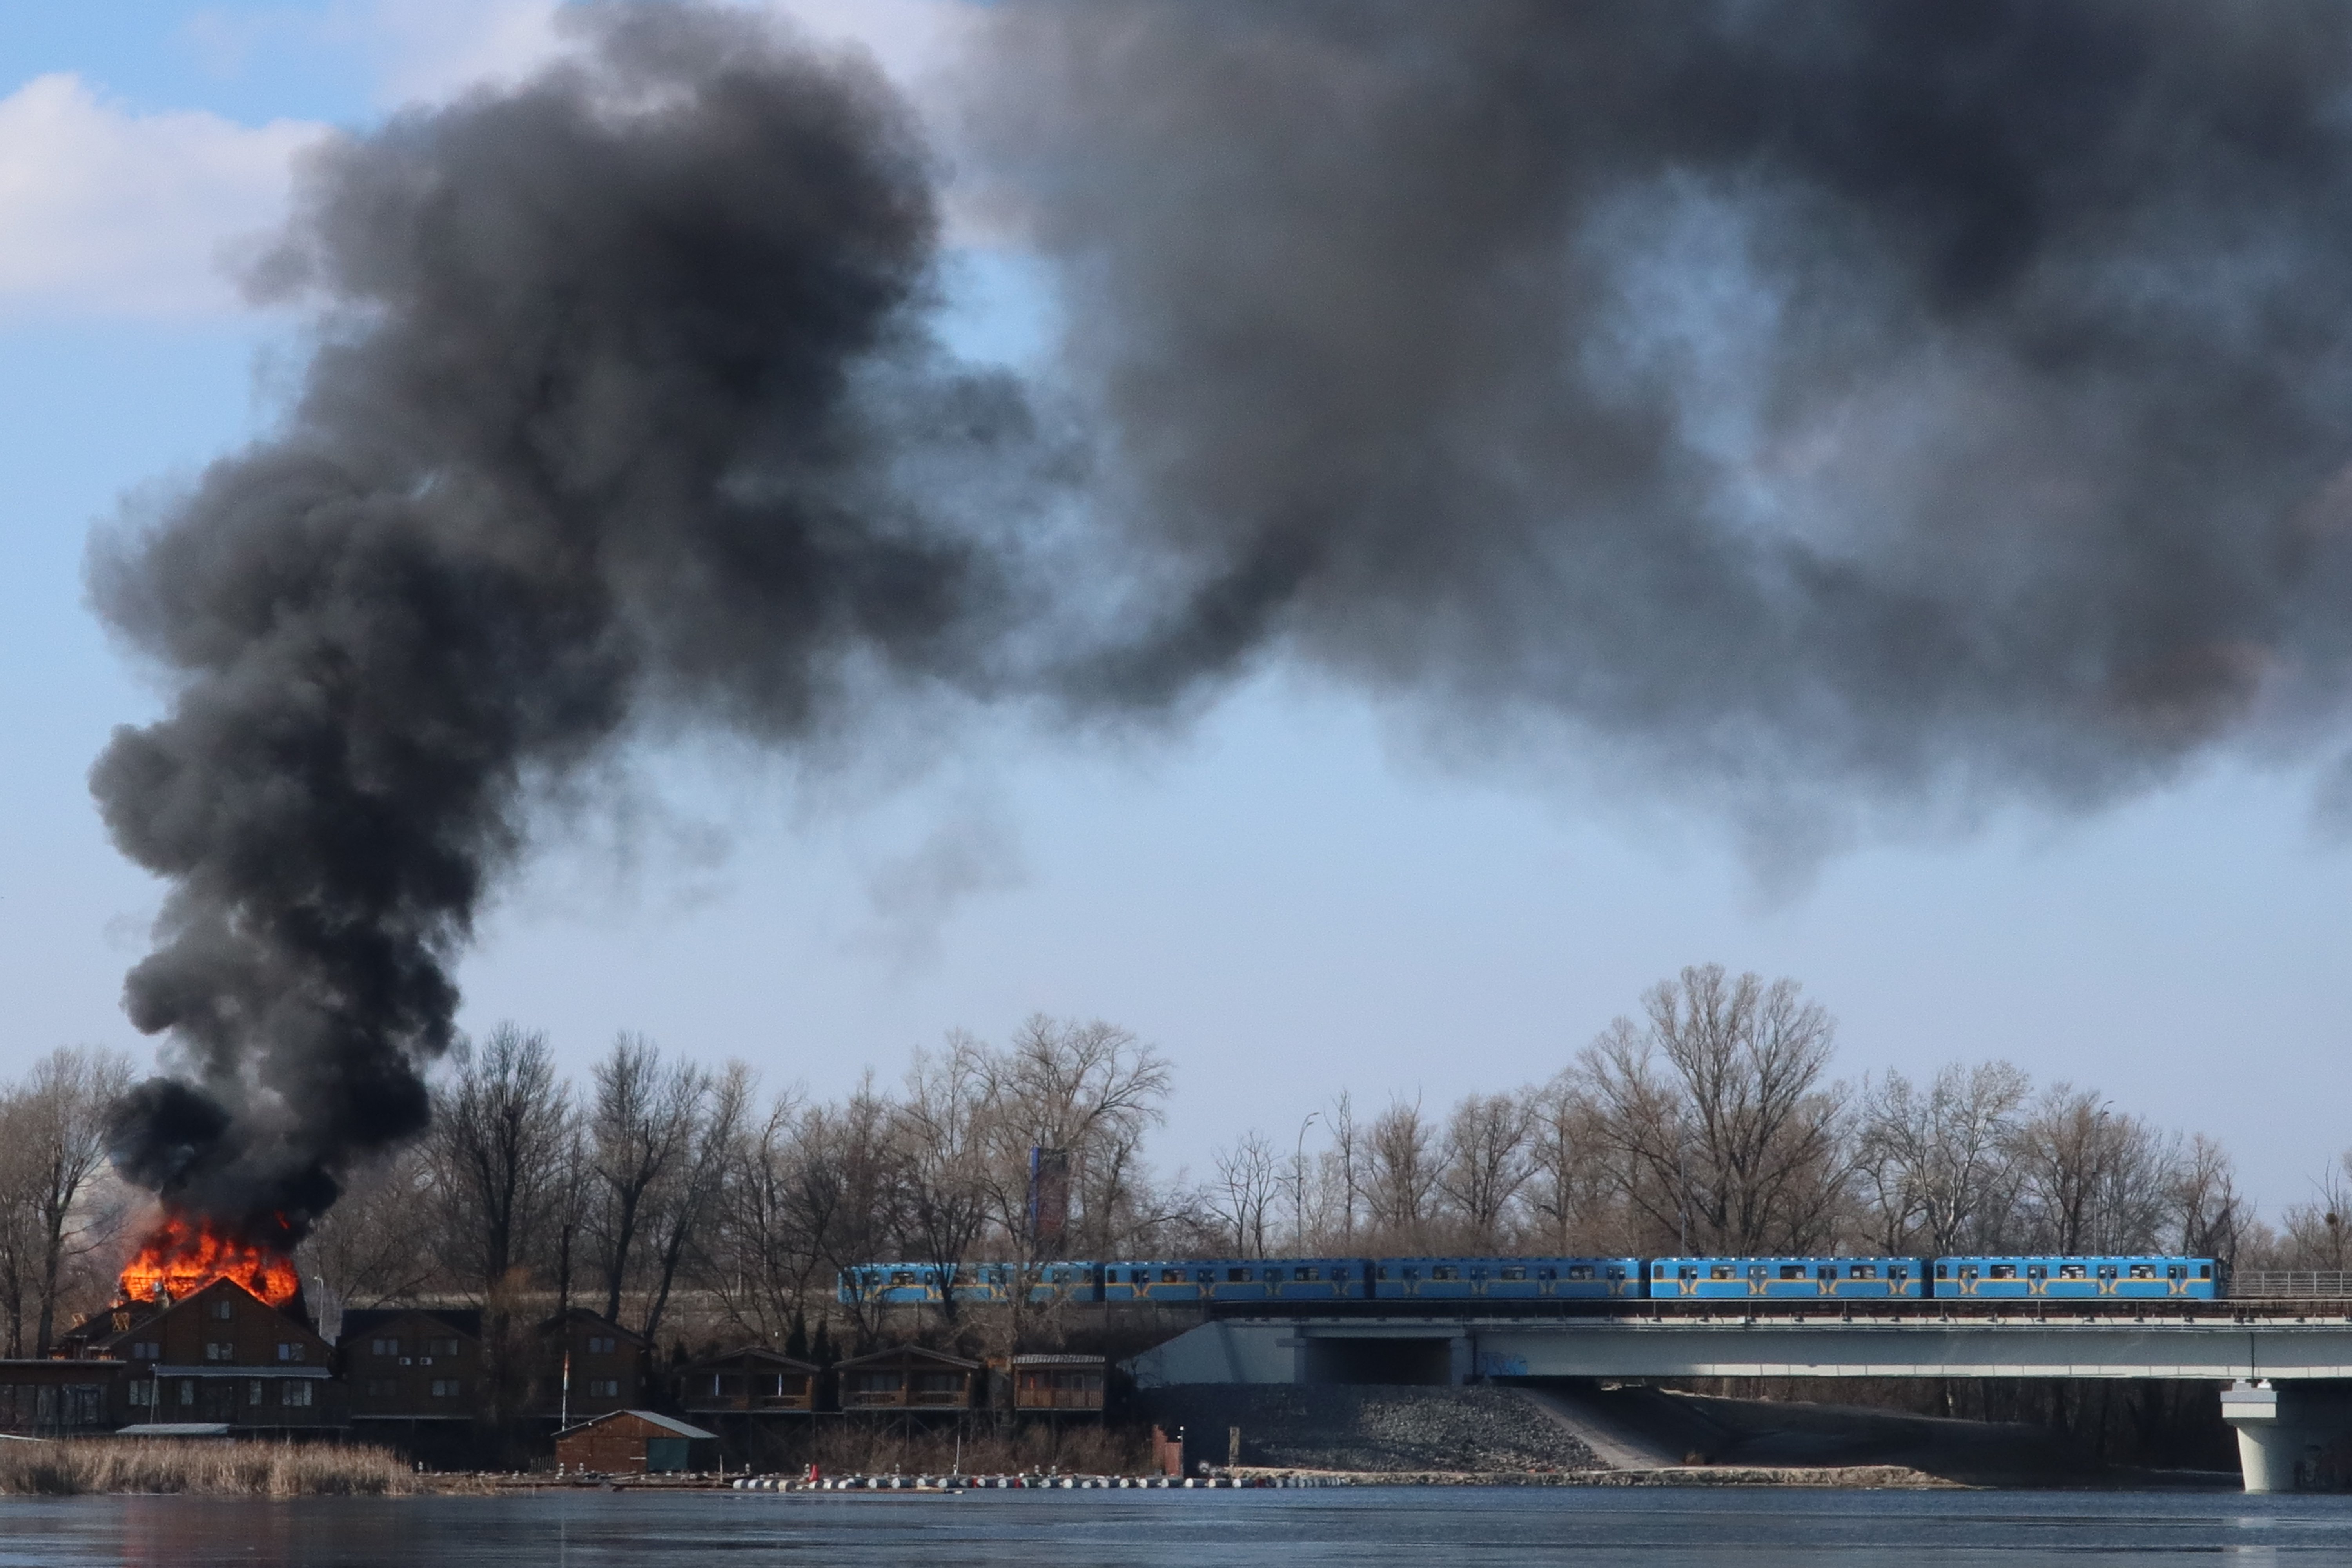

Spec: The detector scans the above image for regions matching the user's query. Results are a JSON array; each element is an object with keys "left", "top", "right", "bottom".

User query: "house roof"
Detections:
[
  {"left": 117, "top": 1423, "right": 232, "bottom": 1438},
  {"left": 833, "top": 1344, "right": 979, "bottom": 1372},
  {"left": 1008, "top": 1354, "right": 1107, "bottom": 1367},
  {"left": 677, "top": 1347, "right": 818, "bottom": 1374},
  {"left": 536, "top": 1308, "right": 646, "bottom": 1343},
  {"left": 555, "top": 1408, "right": 717, "bottom": 1442},
  {"left": 341, "top": 1307, "right": 484, "bottom": 1342},
  {"left": 82, "top": 1279, "right": 321, "bottom": 1355}
]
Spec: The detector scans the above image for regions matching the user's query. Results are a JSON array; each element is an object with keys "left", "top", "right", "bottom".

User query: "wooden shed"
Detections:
[
  {"left": 834, "top": 1345, "right": 978, "bottom": 1410},
  {"left": 675, "top": 1347, "right": 818, "bottom": 1416},
  {"left": 554, "top": 1409, "right": 720, "bottom": 1475},
  {"left": 1008, "top": 1354, "right": 1107, "bottom": 1413}
]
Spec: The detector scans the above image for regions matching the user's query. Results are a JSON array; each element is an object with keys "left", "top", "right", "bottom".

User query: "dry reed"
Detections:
[{"left": 0, "top": 1439, "right": 433, "bottom": 1497}]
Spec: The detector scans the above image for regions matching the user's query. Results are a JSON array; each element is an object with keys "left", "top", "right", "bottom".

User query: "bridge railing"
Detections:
[{"left": 2232, "top": 1272, "right": 2352, "bottom": 1299}]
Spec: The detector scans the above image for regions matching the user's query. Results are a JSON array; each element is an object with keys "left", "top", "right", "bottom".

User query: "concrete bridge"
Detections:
[{"left": 1124, "top": 1309, "right": 2352, "bottom": 1492}]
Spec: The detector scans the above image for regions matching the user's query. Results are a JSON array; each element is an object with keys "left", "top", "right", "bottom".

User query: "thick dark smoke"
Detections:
[
  {"left": 92, "top": 7, "right": 1030, "bottom": 1240},
  {"left": 93, "top": 1, "right": 2352, "bottom": 1233},
  {"left": 979, "top": 1, "right": 2352, "bottom": 828}
]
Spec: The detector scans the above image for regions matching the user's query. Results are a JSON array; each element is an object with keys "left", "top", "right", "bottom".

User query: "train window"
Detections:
[
  {"left": 1989, "top": 1265, "right": 2016, "bottom": 1280},
  {"left": 1607, "top": 1266, "right": 1626, "bottom": 1280},
  {"left": 1539, "top": 1269, "right": 1557, "bottom": 1281},
  {"left": 1265, "top": 1269, "right": 1283, "bottom": 1282},
  {"left": 1162, "top": 1269, "right": 1186, "bottom": 1284},
  {"left": 1228, "top": 1268, "right": 1250, "bottom": 1282},
  {"left": 1679, "top": 1266, "right": 1697, "bottom": 1281},
  {"left": 1850, "top": 1265, "right": 1877, "bottom": 1279},
  {"left": 2060, "top": 1264, "right": 2086, "bottom": 1279},
  {"left": 2028, "top": 1267, "right": 2046, "bottom": 1280},
  {"left": 2199, "top": 1264, "right": 2212, "bottom": 1279},
  {"left": 1295, "top": 1268, "right": 1319, "bottom": 1282},
  {"left": 1332, "top": 1267, "right": 1350, "bottom": 1279},
  {"left": 1500, "top": 1267, "right": 1527, "bottom": 1281},
  {"left": 1403, "top": 1268, "right": 1420, "bottom": 1280},
  {"left": 1654, "top": 1265, "right": 1668, "bottom": 1278},
  {"left": 1432, "top": 1266, "right": 1458, "bottom": 1281},
  {"left": 1890, "top": 1266, "right": 1907, "bottom": 1279},
  {"left": 1818, "top": 1267, "right": 1837, "bottom": 1281},
  {"left": 1566, "top": 1265, "right": 1593, "bottom": 1281},
  {"left": 1379, "top": 1267, "right": 1393, "bottom": 1281},
  {"left": 1935, "top": 1264, "right": 1948, "bottom": 1278},
  {"left": 891, "top": 1272, "right": 916, "bottom": 1288},
  {"left": 1780, "top": 1265, "right": 1806, "bottom": 1280},
  {"left": 2097, "top": 1266, "right": 2118, "bottom": 1281},
  {"left": 1196, "top": 1270, "right": 1214, "bottom": 1283},
  {"left": 2167, "top": 1265, "right": 2183, "bottom": 1279},
  {"left": 1710, "top": 1265, "right": 1734, "bottom": 1280},
  {"left": 2129, "top": 1264, "right": 2154, "bottom": 1279},
  {"left": 1959, "top": 1265, "right": 1979, "bottom": 1280}
]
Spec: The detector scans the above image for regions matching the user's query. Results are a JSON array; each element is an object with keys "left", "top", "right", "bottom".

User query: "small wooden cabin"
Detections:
[
  {"left": 675, "top": 1347, "right": 818, "bottom": 1416},
  {"left": 833, "top": 1345, "right": 977, "bottom": 1410},
  {"left": 1007, "top": 1354, "right": 1106, "bottom": 1413},
  {"left": 554, "top": 1409, "right": 720, "bottom": 1474}
]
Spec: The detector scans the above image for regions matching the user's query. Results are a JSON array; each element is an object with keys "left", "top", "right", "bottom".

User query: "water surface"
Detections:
[{"left": 5, "top": 1486, "right": 2350, "bottom": 1565}]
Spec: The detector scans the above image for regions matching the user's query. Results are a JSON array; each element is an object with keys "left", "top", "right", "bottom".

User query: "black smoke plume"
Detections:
[
  {"left": 92, "top": 7, "right": 1029, "bottom": 1240},
  {"left": 94, "top": 1, "right": 2352, "bottom": 1233},
  {"left": 979, "top": 0, "right": 2352, "bottom": 831}
]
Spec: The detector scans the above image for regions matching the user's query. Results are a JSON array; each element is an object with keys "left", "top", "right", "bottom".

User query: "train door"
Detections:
[{"left": 2027, "top": 1264, "right": 2048, "bottom": 1296}]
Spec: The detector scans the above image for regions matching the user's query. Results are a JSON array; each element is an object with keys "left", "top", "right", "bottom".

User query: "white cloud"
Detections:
[{"left": 0, "top": 73, "right": 327, "bottom": 320}]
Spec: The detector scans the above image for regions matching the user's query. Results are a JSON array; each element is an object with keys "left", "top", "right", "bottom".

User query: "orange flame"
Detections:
[{"left": 118, "top": 1212, "right": 299, "bottom": 1308}]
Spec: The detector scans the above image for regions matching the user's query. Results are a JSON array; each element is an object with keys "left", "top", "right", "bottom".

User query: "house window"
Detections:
[
  {"left": 179, "top": 1380, "right": 196, "bottom": 1406},
  {"left": 430, "top": 1380, "right": 460, "bottom": 1398},
  {"left": 282, "top": 1381, "right": 312, "bottom": 1408},
  {"left": 205, "top": 1342, "right": 232, "bottom": 1362},
  {"left": 249, "top": 1381, "right": 265, "bottom": 1406},
  {"left": 277, "top": 1343, "right": 304, "bottom": 1363},
  {"left": 430, "top": 1338, "right": 461, "bottom": 1357},
  {"left": 586, "top": 1336, "right": 615, "bottom": 1355},
  {"left": 131, "top": 1341, "right": 160, "bottom": 1361},
  {"left": 211, "top": 1300, "right": 234, "bottom": 1321},
  {"left": 372, "top": 1338, "right": 400, "bottom": 1357},
  {"left": 588, "top": 1379, "right": 619, "bottom": 1397},
  {"left": 128, "top": 1382, "right": 153, "bottom": 1408}
]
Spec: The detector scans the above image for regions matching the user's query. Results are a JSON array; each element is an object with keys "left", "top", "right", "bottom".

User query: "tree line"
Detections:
[{"left": 0, "top": 964, "right": 2344, "bottom": 1359}]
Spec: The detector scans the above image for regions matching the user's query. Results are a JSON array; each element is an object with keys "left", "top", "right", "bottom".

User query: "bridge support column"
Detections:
[{"left": 2221, "top": 1381, "right": 2352, "bottom": 1492}]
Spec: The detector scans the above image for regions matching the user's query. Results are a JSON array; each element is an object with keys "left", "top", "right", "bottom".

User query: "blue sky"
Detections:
[{"left": 3, "top": 1, "right": 2347, "bottom": 1214}]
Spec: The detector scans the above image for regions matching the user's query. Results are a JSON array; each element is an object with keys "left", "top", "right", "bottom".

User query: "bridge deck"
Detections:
[{"left": 1129, "top": 1311, "right": 2352, "bottom": 1386}]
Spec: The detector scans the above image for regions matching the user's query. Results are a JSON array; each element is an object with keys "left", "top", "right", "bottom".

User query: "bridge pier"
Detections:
[{"left": 2220, "top": 1380, "right": 2352, "bottom": 1492}]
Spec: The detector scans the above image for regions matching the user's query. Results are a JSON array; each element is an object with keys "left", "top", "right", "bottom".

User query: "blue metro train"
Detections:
[{"left": 838, "top": 1252, "right": 2223, "bottom": 1305}]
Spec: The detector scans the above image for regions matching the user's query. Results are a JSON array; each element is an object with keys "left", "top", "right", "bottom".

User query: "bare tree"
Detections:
[
  {"left": 2172, "top": 1133, "right": 2244, "bottom": 1265},
  {"left": 1209, "top": 1130, "right": 1280, "bottom": 1256},
  {"left": 11, "top": 1048, "right": 135, "bottom": 1352},
  {"left": 1323, "top": 1091, "right": 1362, "bottom": 1245},
  {"left": 895, "top": 1040, "right": 995, "bottom": 1321},
  {"left": 428, "top": 1023, "right": 571, "bottom": 1299},
  {"left": 1525, "top": 1073, "right": 1617, "bottom": 1254},
  {"left": 2011, "top": 1084, "right": 2179, "bottom": 1255},
  {"left": 642, "top": 1060, "right": 752, "bottom": 1343},
  {"left": 1582, "top": 965, "right": 1846, "bottom": 1254},
  {"left": 1852, "top": 1060, "right": 2028, "bottom": 1255},
  {"left": 586, "top": 1033, "right": 705, "bottom": 1325},
  {"left": 1364, "top": 1098, "right": 1439, "bottom": 1245},
  {"left": 1437, "top": 1091, "right": 1534, "bottom": 1247},
  {"left": 978, "top": 1016, "right": 1173, "bottom": 1263},
  {"left": 299, "top": 1143, "right": 439, "bottom": 1311}
]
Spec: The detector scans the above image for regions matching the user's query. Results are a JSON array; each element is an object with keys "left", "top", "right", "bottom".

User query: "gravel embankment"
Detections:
[{"left": 1138, "top": 1385, "right": 1601, "bottom": 1474}]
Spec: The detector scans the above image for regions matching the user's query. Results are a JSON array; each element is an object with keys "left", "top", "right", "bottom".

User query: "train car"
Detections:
[
  {"left": 1099, "top": 1258, "right": 1372, "bottom": 1304},
  {"left": 837, "top": 1263, "right": 957, "bottom": 1305},
  {"left": 1024, "top": 1261, "right": 1103, "bottom": 1305},
  {"left": 1372, "top": 1257, "right": 1643, "bottom": 1301},
  {"left": 1648, "top": 1256, "right": 1925, "bottom": 1299},
  {"left": 1931, "top": 1255, "right": 2221, "bottom": 1299}
]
